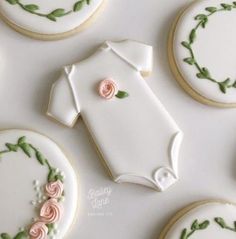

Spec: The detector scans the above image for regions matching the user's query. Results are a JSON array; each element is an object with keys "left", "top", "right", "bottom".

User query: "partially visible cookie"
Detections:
[
  {"left": 0, "top": 129, "right": 78, "bottom": 239},
  {"left": 0, "top": 0, "right": 105, "bottom": 40},
  {"left": 169, "top": 0, "right": 236, "bottom": 107},
  {"left": 159, "top": 200, "right": 236, "bottom": 239}
]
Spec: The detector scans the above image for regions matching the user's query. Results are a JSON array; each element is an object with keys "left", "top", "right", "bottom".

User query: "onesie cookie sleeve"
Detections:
[
  {"left": 47, "top": 66, "right": 80, "bottom": 127},
  {"left": 107, "top": 40, "right": 153, "bottom": 75}
]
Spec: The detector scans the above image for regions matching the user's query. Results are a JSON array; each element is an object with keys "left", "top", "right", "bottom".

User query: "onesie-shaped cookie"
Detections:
[{"left": 47, "top": 40, "right": 183, "bottom": 191}]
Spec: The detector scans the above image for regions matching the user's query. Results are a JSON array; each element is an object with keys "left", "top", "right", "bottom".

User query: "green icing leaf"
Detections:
[
  {"left": 189, "top": 29, "right": 196, "bottom": 44},
  {"left": 201, "top": 18, "right": 208, "bottom": 28},
  {"left": 215, "top": 217, "right": 226, "bottom": 228},
  {"left": 51, "top": 8, "right": 66, "bottom": 17},
  {"left": 199, "top": 220, "right": 210, "bottom": 229},
  {"left": 1, "top": 233, "right": 12, "bottom": 239},
  {"left": 46, "top": 224, "right": 55, "bottom": 234},
  {"left": 191, "top": 220, "right": 199, "bottom": 230},
  {"left": 19, "top": 143, "right": 32, "bottom": 157},
  {"left": 218, "top": 79, "right": 231, "bottom": 94},
  {"left": 115, "top": 91, "right": 129, "bottom": 99},
  {"left": 181, "top": 41, "right": 191, "bottom": 49},
  {"left": 13, "top": 231, "right": 27, "bottom": 239},
  {"left": 48, "top": 168, "right": 57, "bottom": 182},
  {"left": 196, "top": 73, "right": 206, "bottom": 79},
  {"left": 18, "top": 136, "right": 26, "bottom": 145},
  {"left": 195, "top": 14, "right": 207, "bottom": 20},
  {"left": 6, "top": 0, "right": 18, "bottom": 5},
  {"left": 5, "top": 143, "right": 18, "bottom": 152},
  {"left": 232, "top": 81, "right": 236, "bottom": 88},
  {"left": 86, "top": 0, "right": 91, "bottom": 4},
  {"left": 180, "top": 229, "right": 187, "bottom": 239},
  {"left": 47, "top": 14, "right": 57, "bottom": 22},
  {"left": 201, "top": 67, "right": 211, "bottom": 78},
  {"left": 74, "top": 1, "right": 84, "bottom": 12},
  {"left": 183, "top": 57, "right": 195, "bottom": 65},
  {"left": 24, "top": 4, "right": 39, "bottom": 11},
  {"left": 221, "top": 3, "right": 232, "bottom": 10},
  {"left": 205, "top": 7, "right": 217, "bottom": 13},
  {"left": 36, "top": 151, "right": 46, "bottom": 165}
]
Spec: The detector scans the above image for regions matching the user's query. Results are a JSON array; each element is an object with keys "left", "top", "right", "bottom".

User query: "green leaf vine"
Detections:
[
  {"left": 182, "top": 2, "right": 236, "bottom": 94},
  {"left": 5, "top": 0, "right": 91, "bottom": 22},
  {"left": 180, "top": 217, "right": 236, "bottom": 238},
  {"left": 215, "top": 217, "right": 236, "bottom": 232},
  {"left": 0, "top": 136, "right": 64, "bottom": 238},
  {"left": 180, "top": 219, "right": 210, "bottom": 239}
]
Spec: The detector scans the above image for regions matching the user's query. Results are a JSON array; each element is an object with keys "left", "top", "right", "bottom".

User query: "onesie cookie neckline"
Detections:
[
  {"left": 0, "top": 0, "right": 105, "bottom": 40},
  {"left": 169, "top": 0, "right": 236, "bottom": 107},
  {"left": 0, "top": 129, "right": 79, "bottom": 239}
]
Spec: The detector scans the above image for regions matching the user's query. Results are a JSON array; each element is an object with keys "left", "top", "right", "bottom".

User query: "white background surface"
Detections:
[{"left": 1, "top": 0, "right": 236, "bottom": 238}]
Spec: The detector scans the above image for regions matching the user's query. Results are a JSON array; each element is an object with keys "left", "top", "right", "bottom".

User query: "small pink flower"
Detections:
[
  {"left": 98, "top": 78, "right": 118, "bottom": 99},
  {"left": 45, "top": 180, "right": 63, "bottom": 199},
  {"left": 29, "top": 222, "right": 48, "bottom": 239},
  {"left": 40, "top": 198, "right": 63, "bottom": 224}
]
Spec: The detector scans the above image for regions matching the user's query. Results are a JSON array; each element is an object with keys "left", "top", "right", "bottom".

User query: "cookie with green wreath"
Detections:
[
  {"left": 159, "top": 200, "right": 236, "bottom": 239},
  {"left": 0, "top": 0, "right": 105, "bottom": 40},
  {"left": 0, "top": 129, "right": 78, "bottom": 239},
  {"left": 169, "top": 0, "right": 236, "bottom": 107}
]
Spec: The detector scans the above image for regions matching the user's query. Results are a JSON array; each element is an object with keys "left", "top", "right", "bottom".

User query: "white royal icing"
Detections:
[
  {"left": 47, "top": 40, "right": 183, "bottom": 191},
  {"left": 173, "top": 0, "right": 236, "bottom": 104},
  {"left": 0, "top": 129, "right": 78, "bottom": 239},
  {"left": 0, "top": 0, "right": 103, "bottom": 35},
  {"left": 164, "top": 201, "right": 236, "bottom": 239}
]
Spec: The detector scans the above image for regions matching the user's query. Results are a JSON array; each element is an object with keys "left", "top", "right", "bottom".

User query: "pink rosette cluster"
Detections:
[
  {"left": 29, "top": 222, "right": 48, "bottom": 239},
  {"left": 40, "top": 198, "right": 63, "bottom": 224},
  {"left": 45, "top": 180, "right": 63, "bottom": 199},
  {"left": 29, "top": 180, "right": 64, "bottom": 239},
  {"left": 98, "top": 78, "right": 118, "bottom": 99}
]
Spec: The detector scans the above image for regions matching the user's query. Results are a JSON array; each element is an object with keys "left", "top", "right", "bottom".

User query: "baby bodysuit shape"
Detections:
[{"left": 47, "top": 40, "right": 183, "bottom": 191}]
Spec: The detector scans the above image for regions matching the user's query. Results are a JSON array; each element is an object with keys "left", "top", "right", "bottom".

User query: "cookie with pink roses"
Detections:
[{"left": 0, "top": 129, "right": 78, "bottom": 239}]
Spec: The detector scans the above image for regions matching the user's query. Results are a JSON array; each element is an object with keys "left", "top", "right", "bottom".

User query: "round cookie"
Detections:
[
  {"left": 0, "top": 129, "right": 78, "bottom": 239},
  {"left": 0, "top": 0, "right": 105, "bottom": 40},
  {"left": 159, "top": 200, "right": 236, "bottom": 239},
  {"left": 169, "top": 0, "right": 236, "bottom": 107}
]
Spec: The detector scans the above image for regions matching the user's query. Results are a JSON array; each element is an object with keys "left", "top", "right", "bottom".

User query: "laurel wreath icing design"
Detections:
[
  {"left": 182, "top": 2, "right": 236, "bottom": 94},
  {"left": 180, "top": 218, "right": 236, "bottom": 239},
  {"left": 5, "top": 0, "right": 91, "bottom": 22},
  {"left": 0, "top": 136, "right": 65, "bottom": 239}
]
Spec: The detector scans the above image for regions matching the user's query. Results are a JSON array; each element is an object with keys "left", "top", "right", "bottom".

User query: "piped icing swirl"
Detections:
[
  {"left": 98, "top": 78, "right": 118, "bottom": 99},
  {"left": 40, "top": 198, "right": 63, "bottom": 224},
  {"left": 45, "top": 180, "right": 64, "bottom": 199},
  {"left": 29, "top": 222, "right": 48, "bottom": 239}
]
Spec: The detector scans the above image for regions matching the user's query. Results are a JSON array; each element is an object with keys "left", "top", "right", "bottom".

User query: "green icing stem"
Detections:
[
  {"left": 5, "top": 0, "right": 91, "bottom": 22},
  {"left": 182, "top": 2, "right": 236, "bottom": 94}
]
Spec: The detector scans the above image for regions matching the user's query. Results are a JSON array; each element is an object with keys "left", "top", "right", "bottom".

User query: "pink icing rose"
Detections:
[
  {"left": 45, "top": 180, "right": 64, "bottom": 199},
  {"left": 98, "top": 78, "right": 118, "bottom": 99},
  {"left": 40, "top": 198, "right": 63, "bottom": 224},
  {"left": 29, "top": 222, "right": 48, "bottom": 239}
]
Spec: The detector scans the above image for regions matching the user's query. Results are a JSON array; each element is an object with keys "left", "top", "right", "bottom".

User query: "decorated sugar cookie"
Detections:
[
  {"left": 159, "top": 200, "right": 236, "bottom": 239},
  {"left": 169, "top": 0, "right": 236, "bottom": 107},
  {"left": 0, "top": 129, "right": 78, "bottom": 239},
  {"left": 0, "top": 0, "right": 104, "bottom": 40},
  {"left": 46, "top": 40, "right": 183, "bottom": 191}
]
